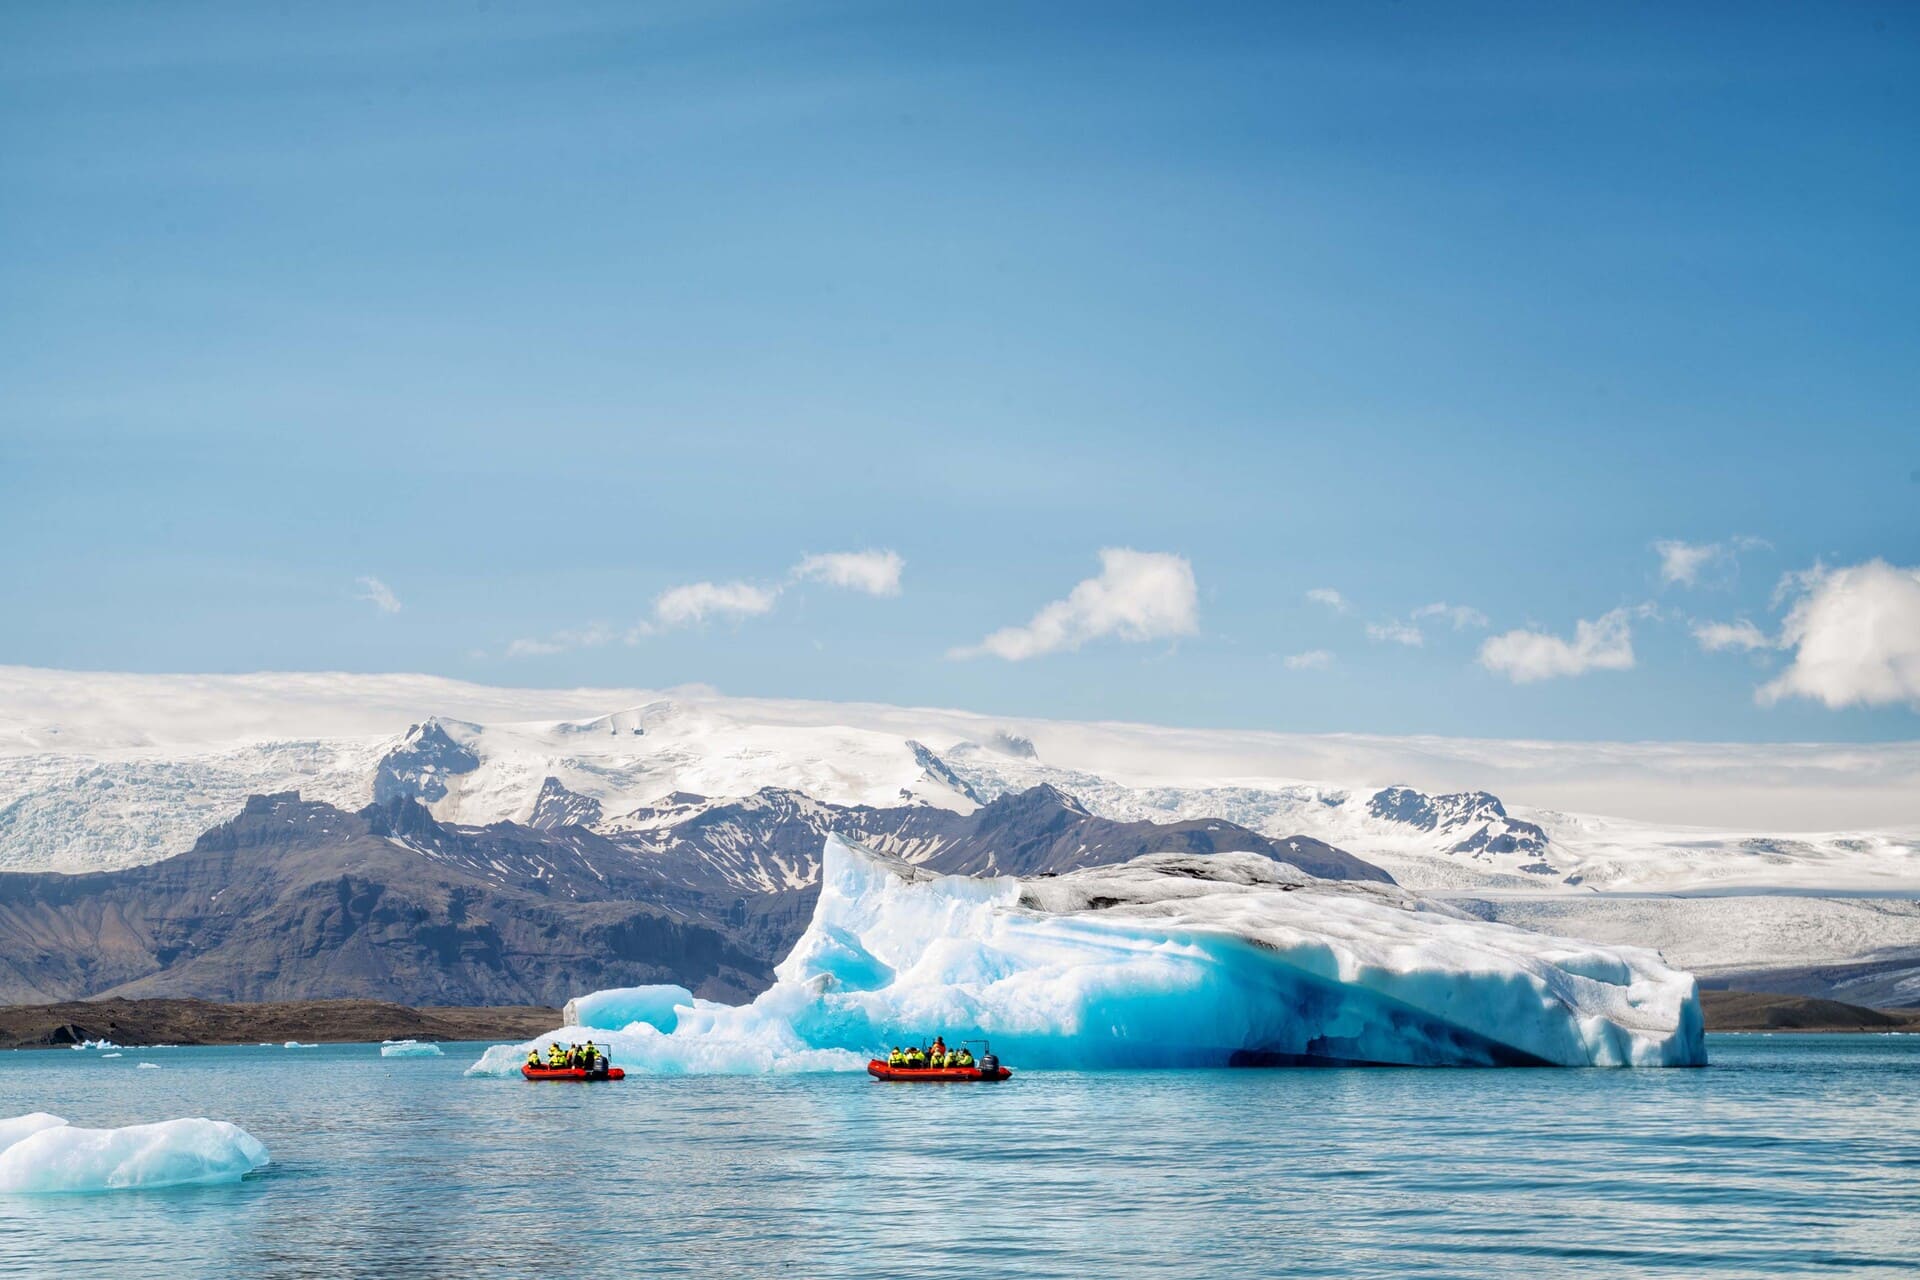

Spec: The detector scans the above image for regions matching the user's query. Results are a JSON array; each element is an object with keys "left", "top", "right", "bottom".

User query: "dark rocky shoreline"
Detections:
[
  {"left": 0, "top": 997, "right": 560, "bottom": 1050},
  {"left": 1697, "top": 989, "right": 1920, "bottom": 1033}
]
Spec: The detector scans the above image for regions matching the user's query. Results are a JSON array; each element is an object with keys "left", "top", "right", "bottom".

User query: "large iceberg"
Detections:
[
  {"left": 0, "top": 1114, "right": 269, "bottom": 1193},
  {"left": 472, "top": 835, "right": 1704, "bottom": 1074}
]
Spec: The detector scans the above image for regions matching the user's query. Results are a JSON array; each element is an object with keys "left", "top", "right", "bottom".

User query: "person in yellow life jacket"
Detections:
[
  {"left": 583, "top": 1041, "right": 598, "bottom": 1070},
  {"left": 887, "top": 1047, "right": 903, "bottom": 1067},
  {"left": 953, "top": 1047, "right": 974, "bottom": 1068},
  {"left": 547, "top": 1043, "right": 567, "bottom": 1068},
  {"left": 930, "top": 1036, "right": 947, "bottom": 1062},
  {"left": 525, "top": 1049, "right": 540, "bottom": 1068}
]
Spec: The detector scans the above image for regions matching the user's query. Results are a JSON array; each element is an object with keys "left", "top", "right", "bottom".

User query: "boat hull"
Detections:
[
  {"left": 867, "top": 1059, "right": 1011, "bottom": 1082},
  {"left": 521, "top": 1065, "right": 626, "bottom": 1082}
]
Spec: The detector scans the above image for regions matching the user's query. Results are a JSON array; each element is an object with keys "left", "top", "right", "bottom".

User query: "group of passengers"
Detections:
[
  {"left": 527, "top": 1041, "right": 606, "bottom": 1071},
  {"left": 887, "top": 1035, "right": 975, "bottom": 1070}
]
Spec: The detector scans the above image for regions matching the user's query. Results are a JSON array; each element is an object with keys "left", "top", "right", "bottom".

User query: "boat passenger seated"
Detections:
[
  {"left": 526, "top": 1049, "right": 541, "bottom": 1068},
  {"left": 547, "top": 1043, "right": 568, "bottom": 1068},
  {"left": 953, "top": 1048, "right": 974, "bottom": 1068},
  {"left": 929, "top": 1036, "right": 947, "bottom": 1063},
  {"left": 887, "top": 1047, "right": 904, "bottom": 1067}
]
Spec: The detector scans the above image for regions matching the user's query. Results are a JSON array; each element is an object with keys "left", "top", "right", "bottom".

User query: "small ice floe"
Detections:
[
  {"left": 379, "top": 1040, "right": 444, "bottom": 1058},
  {"left": 101, "top": 1053, "right": 123, "bottom": 1059},
  {"left": 282, "top": 1041, "right": 316, "bottom": 1049},
  {"left": 0, "top": 1113, "right": 269, "bottom": 1193},
  {"left": 137, "top": 1063, "right": 161, "bottom": 1070},
  {"left": 69, "top": 1040, "right": 119, "bottom": 1052}
]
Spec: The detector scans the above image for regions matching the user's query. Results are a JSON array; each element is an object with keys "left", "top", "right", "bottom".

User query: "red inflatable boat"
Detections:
[
  {"left": 522, "top": 1064, "right": 625, "bottom": 1082},
  {"left": 867, "top": 1058, "right": 1011, "bottom": 1083}
]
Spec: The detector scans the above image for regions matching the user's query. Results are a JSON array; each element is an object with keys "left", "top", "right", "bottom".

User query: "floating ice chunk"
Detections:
[
  {"left": 0, "top": 1114, "right": 269, "bottom": 1193},
  {"left": 69, "top": 1039, "right": 118, "bottom": 1051},
  {"left": 475, "top": 835, "right": 1705, "bottom": 1074},
  {"left": 563, "top": 984, "right": 694, "bottom": 1033},
  {"left": 137, "top": 1063, "right": 160, "bottom": 1070},
  {"left": 0, "top": 1114, "right": 67, "bottom": 1152},
  {"left": 101, "top": 1053, "right": 122, "bottom": 1059},
  {"left": 379, "top": 1040, "right": 444, "bottom": 1058},
  {"left": 282, "top": 1041, "right": 315, "bottom": 1049}
]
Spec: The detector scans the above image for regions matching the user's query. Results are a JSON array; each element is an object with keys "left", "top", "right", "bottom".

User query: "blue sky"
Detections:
[{"left": 3, "top": 1, "right": 1916, "bottom": 743}]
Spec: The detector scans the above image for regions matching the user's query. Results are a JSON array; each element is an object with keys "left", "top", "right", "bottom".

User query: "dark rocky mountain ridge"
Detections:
[{"left": 0, "top": 784, "right": 1390, "bottom": 1008}]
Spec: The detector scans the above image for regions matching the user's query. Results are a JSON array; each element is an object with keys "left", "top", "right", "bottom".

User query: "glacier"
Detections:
[
  {"left": 473, "top": 834, "right": 1705, "bottom": 1074},
  {"left": 0, "top": 1114, "right": 269, "bottom": 1193}
]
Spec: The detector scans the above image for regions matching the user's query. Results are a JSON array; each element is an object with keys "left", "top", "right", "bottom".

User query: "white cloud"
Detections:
[
  {"left": 1284, "top": 649, "right": 1333, "bottom": 671},
  {"left": 505, "top": 624, "right": 618, "bottom": 658},
  {"left": 1692, "top": 619, "right": 1772, "bottom": 653},
  {"left": 506, "top": 547, "right": 908, "bottom": 658},
  {"left": 1759, "top": 560, "right": 1920, "bottom": 710},
  {"left": 1412, "top": 602, "right": 1489, "bottom": 630},
  {"left": 1654, "top": 536, "right": 1769, "bottom": 588},
  {"left": 1478, "top": 607, "right": 1640, "bottom": 683},
  {"left": 652, "top": 581, "right": 780, "bottom": 628},
  {"left": 1306, "top": 588, "right": 1349, "bottom": 613},
  {"left": 952, "top": 549, "right": 1199, "bottom": 661},
  {"left": 355, "top": 576, "right": 401, "bottom": 615},
  {"left": 791, "top": 549, "right": 903, "bottom": 597},
  {"left": 1366, "top": 621, "right": 1424, "bottom": 647}
]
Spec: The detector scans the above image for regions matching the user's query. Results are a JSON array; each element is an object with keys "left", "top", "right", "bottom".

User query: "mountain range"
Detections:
[
  {"left": 3, "top": 668, "right": 1918, "bottom": 1007},
  {"left": 0, "top": 782, "right": 1386, "bottom": 1006}
]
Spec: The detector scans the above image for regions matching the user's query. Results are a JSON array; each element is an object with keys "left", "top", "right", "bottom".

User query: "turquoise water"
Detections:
[{"left": 3, "top": 1035, "right": 1919, "bottom": 1278}]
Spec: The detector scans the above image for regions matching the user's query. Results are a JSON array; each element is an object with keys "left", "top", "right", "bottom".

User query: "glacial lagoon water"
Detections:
[{"left": 3, "top": 1036, "right": 1918, "bottom": 1278}]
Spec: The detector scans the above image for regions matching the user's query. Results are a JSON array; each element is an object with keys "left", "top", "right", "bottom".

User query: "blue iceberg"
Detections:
[
  {"left": 473, "top": 835, "right": 1704, "bottom": 1075},
  {"left": 0, "top": 1114, "right": 269, "bottom": 1193}
]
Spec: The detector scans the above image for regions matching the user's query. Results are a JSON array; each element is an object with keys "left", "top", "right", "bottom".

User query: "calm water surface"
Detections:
[{"left": 3, "top": 1035, "right": 1917, "bottom": 1279}]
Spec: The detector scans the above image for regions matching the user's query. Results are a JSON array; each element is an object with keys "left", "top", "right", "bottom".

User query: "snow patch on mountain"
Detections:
[{"left": 1, "top": 668, "right": 1915, "bottom": 896}]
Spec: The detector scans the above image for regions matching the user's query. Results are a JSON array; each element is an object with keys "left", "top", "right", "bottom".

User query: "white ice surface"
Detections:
[
  {"left": 563, "top": 984, "right": 694, "bottom": 1032},
  {"left": 0, "top": 1114, "right": 269, "bottom": 1193},
  {"left": 379, "top": 1040, "right": 444, "bottom": 1058},
  {"left": 473, "top": 835, "right": 1704, "bottom": 1074}
]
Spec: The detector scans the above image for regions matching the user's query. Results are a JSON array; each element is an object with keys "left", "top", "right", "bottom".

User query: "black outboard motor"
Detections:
[{"left": 978, "top": 1052, "right": 999, "bottom": 1075}]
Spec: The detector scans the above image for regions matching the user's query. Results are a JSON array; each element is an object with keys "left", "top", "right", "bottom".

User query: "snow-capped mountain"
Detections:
[{"left": 2, "top": 667, "right": 1916, "bottom": 897}]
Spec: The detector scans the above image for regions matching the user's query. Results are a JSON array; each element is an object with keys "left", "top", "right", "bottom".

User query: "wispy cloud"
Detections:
[
  {"left": 1305, "top": 587, "right": 1349, "bottom": 613},
  {"left": 506, "top": 547, "right": 907, "bottom": 656},
  {"left": 1284, "top": 649, "right": 1333, "bottom": 671},
  {"left": 1478, "top": 606, "right": 1644, "bottom": 683},
  {"left": 1365, "top": 621, "right": 1424, "bottom": 647},
  {"left": 505, "top": 624, "right": 619, "bottom": 658},
  {"left": 355, "top": 576, "right": 401, "bottom": 614},
  {"left": 1412, "top": 602, "right": 1489, "bottom": 630},
  {"left": 791, "top": 549, "right": 903, "bottom": 597},
  {"left": 1759, "top": 560, "right": 1920, "bottom": 710},
  {"left": 1654, "top": 536, "right": 1770, "bottom": 588},
  {"left": 1692, "top": 619, "right": 1771, "bottom": 653},
  {"left": 651, "top": 580, "right": 780, "bottom": 628},
  {"left": 952, "top": 549, "right": 1198, "bottom": 661}
]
